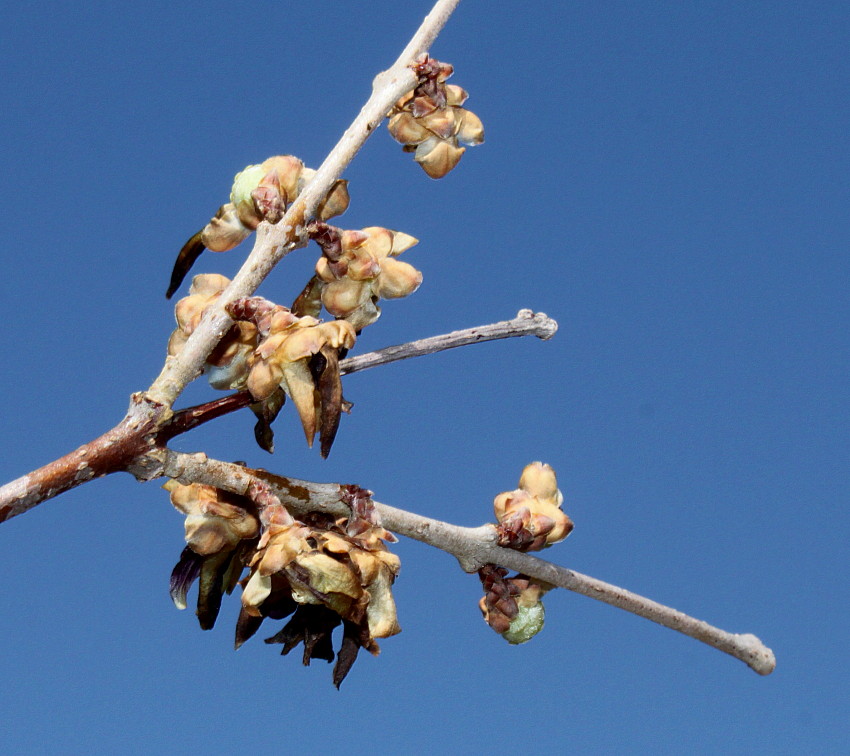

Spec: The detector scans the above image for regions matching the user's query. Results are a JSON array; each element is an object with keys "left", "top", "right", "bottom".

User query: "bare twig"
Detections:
[
  {"left": 161, "top": 452, "right": 776, "bottom": 676},
  {"left": 145, "top": 0, "right": 464, "bottom": 409},
  {"left": 340, "top": 309, "right": 558, "bottom": 375}
]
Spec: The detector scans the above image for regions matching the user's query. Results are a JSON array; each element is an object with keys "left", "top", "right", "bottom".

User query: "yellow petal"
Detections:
[
  {"left": 365, "top": 567, "right": 401, "bottom": 639},
  {"left": 260, "top": 155, "right": 304, "bottom": 203},
  {"left": 389, "top": 231, "right": 419, "bottom": 256},
  {"left": 519, "top": 462, "right": 560, "bottom": 502},
  {"left": 296, "top": 552, "right": 362, "bottom": 599},
  {"left": 360, "top": 227, "right": 394, "bottom": 259},
  {"left": 375, "top": 258, "right": 423, "bottom": 299},
  {"left": 280, "top": 360, "right": 318, "bottom": 446},
  {"left": 246, "top": 358, "right": 284, "bottom": 402},
  {"left": 241, "top": 570, "right": 271, "bottom": 610},
  {"left": 202, "top": 205, "right": 251, "bottom": 252}
]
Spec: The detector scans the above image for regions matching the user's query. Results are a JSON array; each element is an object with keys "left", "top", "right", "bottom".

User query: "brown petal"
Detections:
[
  {"left": 415, "top": 139, "right": 465, "bottom": 179},
  {"left": 316, "top": 179, "right": 351, "bottom": 221},
  {"left": 251, "top": 387, "right": 286, "bottom": 454},
  {"left": 315, "top": 345, "right": 343, "bottom": 459},
  {"left": 388, "top": 112, "right": 431, "bottom": 145},
  {"left": 456, "top": 108, "right": 485, "bottom": 146}
]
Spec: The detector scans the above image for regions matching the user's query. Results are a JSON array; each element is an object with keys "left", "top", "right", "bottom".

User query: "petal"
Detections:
[
  {"left": 365, "top": 567, "right": 401, "bottom": 639},
  {"left": 246, "top": 358, "right": 285, "bottom": 402},
  {"left": 201, "top": 205, "right": 251, "bottom": 252},
  {"left": 387, "top": 112, "right": 431, "bottom": 145},
  {"left": 316, "top": 179, "right": 350, "bottom": 221},
  {"left": 321, "top": 279, "right": 370, "bottom": 319},
  {"left": 414, "top": 139, "right": 465, "bottom": 179},
  {"left": 280, "top": 361, "right": 319, "bottom": 447},
  {"left": 519, "top": 462, "right": 559, "bottom": 500},
  {"left": 260, "top": 155, "right": 304, "bottom": 203},
  {"left": 241, "top": 570, "right": 272, "bottom": 610},
  {"left": 445, "top": 84, "right": 468, "bottom": 107},
  {"left": 456, "top": 108, "right": 485, "bottom": 146},
  {"left": 389, "top": 231, "right": 419, "bottom": 256},
  {"left": 360, "top": 226, "right": 395, "bottom": 259},
  {"left": 374, "top": 258, "right": 423, "bottom": 299},
  {"left": 169, "top": 547, "right": 203, "bottom": 610}
]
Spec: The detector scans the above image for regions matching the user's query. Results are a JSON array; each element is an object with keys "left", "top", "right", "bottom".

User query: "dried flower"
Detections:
[
  {"left": 226, "top": 296, "right": 356, "bottom": 456},
  {"left": 167, "top": 274, "right": 258, "bottom": 391},
  {"left": 387, "top": 55, "right": 484, "bottom": 178},
  {"left": 298, "top": 222, "right": 422, "bottom": 330},
  {"left": 166, "top": 155, "right": 350, "bottom": 298},
  {"left": 493, "top": 462, "right": 573, "bottom": 551},
  {"left": 237, "top": 496, "right": 400, "bottom": 687},
  {"left": 164, "top": 479, "right": 259, "bottom": 630}
]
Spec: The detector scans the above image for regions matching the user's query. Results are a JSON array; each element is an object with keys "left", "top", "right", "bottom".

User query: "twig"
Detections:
[
  {"left": 340, "top": 309, "right": 557, "bottom": 375},
  {"left": 161, "top": 451, "right": 776, "bottom": 676},
  {"left": 145, "top": 0, "right": 464, "bottom": 409}
]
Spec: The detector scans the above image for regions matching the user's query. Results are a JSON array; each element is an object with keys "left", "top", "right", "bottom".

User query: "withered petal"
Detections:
[
  {"left": 169, "top": 547, "right": 203, "bottom": 610},
  {"left": 197, "top": 551, "right": 233, "bottom": 630},
  {"left": 251, "top": 388, "right": 286, "bottom": 454},
  {"left": 265, "top": 604, "right": 340, "bottom": 666},
  {"left": 234, "top": 606, "right": 264, "bottom": 650},
  {"left": 315, "top": 346, "right": 343, "bottom": 458},
  {"left": 166, "top": 230, "right": 206, "bottom": 300},
  {"left": 333, "top": 620, "right": 363, "bottom": 689}
]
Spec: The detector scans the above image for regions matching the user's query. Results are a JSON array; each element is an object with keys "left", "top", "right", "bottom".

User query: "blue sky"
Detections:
[{"left": 0, "top": 1, "right": 847, "bottom": 753}]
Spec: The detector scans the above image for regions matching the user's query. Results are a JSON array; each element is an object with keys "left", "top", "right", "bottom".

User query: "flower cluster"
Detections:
[
  {"left": 387, "top": 55, "right": 484, "bottom": 178},
  {"left": 167, "top": 275, "right": 356, "bottom": 456},
  {"left": 293, "top": 221, "right": 422, "bottom": 330},
  {"left": 477, "top": 463, "right": 571, "bottom": 643},
  {"left": 166, "top": 478, "right": 400, "bottom": 687},
  {"left": 493, "top": 462, "right": 573, "bottom": 551},
  {"left": 237, "top": 487, "right": 400, "bottom": 687},
  {"left": 478, "top": 565, "right": 549, "bottom": 645},
  {"left": 166, "top": 155, "right": 350, "bottom": 299}
]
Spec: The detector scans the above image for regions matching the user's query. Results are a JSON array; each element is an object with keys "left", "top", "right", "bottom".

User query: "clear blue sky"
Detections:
[{"left": 0, "top": 1, "right": 847, "bottom": 753}]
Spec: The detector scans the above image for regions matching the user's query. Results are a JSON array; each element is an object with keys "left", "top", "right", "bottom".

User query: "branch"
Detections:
[
  {"left": 144, "top": 0, "right": 464, "bottom": 410},
  {"left": 0, "top": 312, "right": 546, "bottom": 520},
  {"left": 340, "top": 309, "right": 557, "bottom": 375},
  {"left": 161, "top": 452, "right": 776, "bottom": 676}
]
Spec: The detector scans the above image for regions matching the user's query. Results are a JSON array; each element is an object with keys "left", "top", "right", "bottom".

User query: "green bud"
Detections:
[{"left": 502, "top": 602, "right": 545, "bottom": 645}]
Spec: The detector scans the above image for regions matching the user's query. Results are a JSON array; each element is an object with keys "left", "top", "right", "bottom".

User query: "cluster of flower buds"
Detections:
[
  {"left": 387, "top": 55, "right": 484, "bottom": 178},
  {"left": 164, "top": 480, "right": 260, "bottom": 630},
  {"left": 292, "top": 222, "right": 422, "bottom": 330},
  {"left": 236, "top": 485, "right": 401, "bottom": 688},
  {"left": 166, "top": 155, "right": 350, "bottom": 299},
  {"left": 478, "top": 565, "right": 549, "bottom": 645},
  {"left": 477, "top": 463, "right": 571, "bottom": 643},
  {"left": 167, "top": 275, "right": 356, "bottom": 456},
  {"left": 493, "top": 462, "right": 573, "bottom": 551}
]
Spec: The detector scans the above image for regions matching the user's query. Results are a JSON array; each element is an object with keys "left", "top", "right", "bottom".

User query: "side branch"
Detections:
[
  {"left": 144, "top": 0, "right": 463, "bottom": 409},
  {"left": 162, "top": 452, "right": 776, "bottom": 676},
  {"left": 340, "top": 309, "right": 557, "bottom": 375}
]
